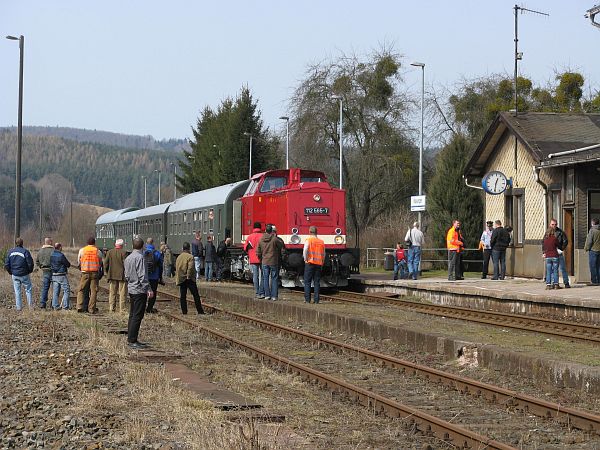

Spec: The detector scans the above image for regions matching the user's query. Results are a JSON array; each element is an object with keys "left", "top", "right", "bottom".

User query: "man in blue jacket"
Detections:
[
  {"left": 4, "top": 237, "right": 35, "bottom": 311},
  {"left": 50, "top": 242, "right": 72, "bottom": 310},
  {"left": 144, "top": 237, "right": 164, "bottom": 313}
]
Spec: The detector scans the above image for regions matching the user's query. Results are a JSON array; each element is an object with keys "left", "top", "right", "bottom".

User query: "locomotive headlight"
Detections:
[
  {"left": 313, "top": 194, "right": 321, "bottom": 202},
  {"left": 290, "top": 234, "right": 301, "bottom": 244},
  {"left": 334, "top": 235, "right": 345, "bottom": 244},
  {"left": 335, "top": 228, "right": 342, "bottom": 235},
  {"left": 292, "top": 227, "right": 299, "bottom": 234}
]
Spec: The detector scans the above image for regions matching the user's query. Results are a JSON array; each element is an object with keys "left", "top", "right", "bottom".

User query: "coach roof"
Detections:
[
  {"left": 96, "top": 207, "right": 139, "bottom": 225},
  {"left": 169, "top": 180, "right": 249, "bottom": 213},
  {"left": 134, "top": 203, "right": 171, "bottom": 219}
]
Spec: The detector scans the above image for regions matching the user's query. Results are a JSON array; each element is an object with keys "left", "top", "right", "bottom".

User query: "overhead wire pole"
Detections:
[
  {"left": 512, "top": 5, "right": 548, "bottom": 183},
  {"left": 513, "top": 5, "right": 549, "bottom": 117},
  {"left": 6, "top": 35, "right": 24, "bottom": 239}
]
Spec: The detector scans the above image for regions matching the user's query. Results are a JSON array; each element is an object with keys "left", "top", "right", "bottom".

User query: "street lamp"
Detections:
[
  {"left": 154, "top": 169, "right": 161, "bottom": 205},
  {"left": 331, "top": 95, "right": 343, "bottom": 189},
  {"left": 170, "top": 162, "right": 177, "bottom": 200},
  {"left": 410, "top": 61, "right": 425, "bottom": 225},
  {"left": 279, "top": 116, "right": 290, "bottom": 169},
  {"left": 141, "top": 176, "right": 147, "bottom": 208},
  {"left": 6, "top": 34, "right": 24, "bottom": 239},
  {"left": 243, "top": 132, "right": 253, "bottom": 179}
]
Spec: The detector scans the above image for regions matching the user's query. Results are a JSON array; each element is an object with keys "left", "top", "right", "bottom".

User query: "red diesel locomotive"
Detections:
[{"left": 239, "top": 168, "right": 359, "bottom": 287}]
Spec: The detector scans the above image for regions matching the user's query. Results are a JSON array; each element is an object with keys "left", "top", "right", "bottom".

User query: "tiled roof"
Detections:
[
  {"left": 465, "top": 112, "right": 600, "bottom": 176},
  {"left": 501, "top": 112, "right": 600, "bottom": 160}
]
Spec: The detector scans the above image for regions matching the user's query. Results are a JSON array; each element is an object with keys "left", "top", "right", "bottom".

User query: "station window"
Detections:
[
  {"left": 551, "top": 191, "right": 561, "bottom": 226},
  {"left": 589, "top": 190, "right": 600, "bottom": 223},
  {"left": 505, "top": 190, "right": 524, "bottom": 246}
]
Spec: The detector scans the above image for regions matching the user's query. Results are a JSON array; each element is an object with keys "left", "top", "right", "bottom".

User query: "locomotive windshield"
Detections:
[{"left": 259, "top": 176, "right": 287, "bottom": 193}]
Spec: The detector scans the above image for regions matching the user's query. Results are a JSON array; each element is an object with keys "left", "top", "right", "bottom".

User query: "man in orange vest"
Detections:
[
  {"left": 76, "top": 236, "right": 104, "bottom": 313},
  {"left": 303, "top": 225, "right": 325, "bottom": 304},
  {"left": 446, "top": 219, "right": 464, "bottom": 281}
]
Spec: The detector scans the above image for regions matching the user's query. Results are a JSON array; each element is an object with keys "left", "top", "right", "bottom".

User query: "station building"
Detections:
[{"left": 464, "top": 112, "right": 600, "bottom": 282}]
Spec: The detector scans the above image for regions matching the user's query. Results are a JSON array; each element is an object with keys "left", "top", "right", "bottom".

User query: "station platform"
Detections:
[{"left": 350, "top": 273, "right": 600, "bottom": 322}]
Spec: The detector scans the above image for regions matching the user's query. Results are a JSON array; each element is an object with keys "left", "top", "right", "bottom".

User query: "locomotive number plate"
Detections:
[{"left": 304, "top": 207, "right": 329, "bottom": 215}]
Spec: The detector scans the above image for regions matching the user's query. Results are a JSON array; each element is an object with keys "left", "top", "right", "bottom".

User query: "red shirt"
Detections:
[
  {"left": 395, "top": 248, "right": 406, "bottom": 262},
  {"left": 244, "top": 228, "right": 263, "bottom": 264}
]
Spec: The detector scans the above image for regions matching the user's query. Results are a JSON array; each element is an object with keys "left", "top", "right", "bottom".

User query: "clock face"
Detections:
[{"left": 483, "top": 171, "right": 508, "bottom": 195}]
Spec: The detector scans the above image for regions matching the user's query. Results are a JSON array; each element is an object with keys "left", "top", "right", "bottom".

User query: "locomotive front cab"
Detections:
[{"left": 240, "top": 168, "right": 359, "bottom": 287}]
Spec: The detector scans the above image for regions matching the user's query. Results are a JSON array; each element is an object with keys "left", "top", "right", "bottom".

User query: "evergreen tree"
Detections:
[
  {"left": 179, "top": 87, "right": 279, "bottom": 194},
  {"left": 427, "top": 134, "right": 483, "bottom": 250}
]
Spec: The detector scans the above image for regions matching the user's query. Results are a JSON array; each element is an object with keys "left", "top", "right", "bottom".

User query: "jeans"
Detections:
[
  {"left": 194, "top": 256, "right": 204, "bottom": 279},
  {"left": 127, "top": 293, "right": 147, "bottom": 344},
  {"left": 590, "top": 250, "right": 600, "bottom": 284},
  {"left": 205, "top": 262, "right": 214, "bottom": 281},
  {"left": 407, "top": 246, "right": 421, "bottom": 280},
  {"left": 51, "top": 275, "right": 70, "bottom": 309},
  {"left": 558, "top": 253, "right": 570, "bottom": 286},
  {"left": 482, "top": 249, "right": 492, "bottom": 277},
  {"left": 393, "top": 260, "right": 408, "bottom": 280},
  {"left": 178, "top": 279, "right": 204, "bottom": 314},
  {"left": 491, "top": 250, "right": 506, "bottom": 280},
  {"left": 304, "top": 263, "right": 322, "bottom": 303},
  {"left": 40, "top": 270, "right": 52, "bottom": 307},
  {"left": 251, "top": 263, "right": 264, "bottom": 296},
  {"left": 12, "top": 275, "right": 33, "bottom": 310},
  {"left": 545, "top": 257, "right": 559, "bottom": 285},
  {"left": 262, "top": 264, "right": 279, "bottom": 299}
]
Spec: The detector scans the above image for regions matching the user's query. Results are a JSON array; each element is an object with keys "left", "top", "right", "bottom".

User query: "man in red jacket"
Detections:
[{"left": 244, "top": 222, "right": 264, "bottom": 298}]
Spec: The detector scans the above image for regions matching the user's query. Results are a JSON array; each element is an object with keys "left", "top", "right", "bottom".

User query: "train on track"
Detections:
[{"left": 95, "top": 168, "right": 359, "bottom": 287}]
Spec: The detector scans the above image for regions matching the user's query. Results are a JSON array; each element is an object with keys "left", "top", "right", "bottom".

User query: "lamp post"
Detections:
[
  {"left": 142, "top": 176, "right": 147, "bottom": 208},
  {"left": 154, "top": 169, "right": 161, "bottom": 205},
  {"left": 243, "top": 132, "right": 253, "bottom": 178},
  {"left": 279, "top": 116, "right": 290, "bottom": 169},
  {"left": 411, "top": 62, "right": 425, "bottom": 225},
  {"left": 170, "top": 162, "right": 177, "bottom": 200},
  {"left": 6, "top": 34, "right": 24, "bottom": 239},
  {"left": 331, "top": 95, "right": 343, "bottom": 189}
]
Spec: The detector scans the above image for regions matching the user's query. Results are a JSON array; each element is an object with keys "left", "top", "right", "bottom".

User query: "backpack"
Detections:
[
  {"left": 217, "top": 241, "right": 227, "bottom": 257},
  {"left": 144, "top": 250, "right": 158, "bottom": 275}
]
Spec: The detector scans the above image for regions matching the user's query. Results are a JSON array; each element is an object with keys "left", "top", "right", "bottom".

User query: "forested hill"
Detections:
[
  {"left": 0, "top": 131, "right": 180, "bottom": 219},
  {"left": 0, "top": 126, "right": 190, "bottom": 153}
]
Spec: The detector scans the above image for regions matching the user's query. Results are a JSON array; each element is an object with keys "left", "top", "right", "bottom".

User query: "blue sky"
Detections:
[{"left": 1, "top": 1, "right": 598, "bottom": 140}]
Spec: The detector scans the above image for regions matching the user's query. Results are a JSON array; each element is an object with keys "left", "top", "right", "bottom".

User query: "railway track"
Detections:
[
  {"left": 317, "top": 290, "right": 600, "bottom": 343},
  {"left": 134, "top": 286, "right": 600, "bottom": 444}
]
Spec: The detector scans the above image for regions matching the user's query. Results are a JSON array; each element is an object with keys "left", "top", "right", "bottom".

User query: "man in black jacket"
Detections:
[
  {"left": 490, "top": 220, "right": 511, "bottom": 280},
  {"left": 550, "top": 218, "right": 570, "bottom": 288}
]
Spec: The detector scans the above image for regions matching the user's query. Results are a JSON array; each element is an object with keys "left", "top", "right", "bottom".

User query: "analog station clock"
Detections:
[{"left": 482, "top": 171, "right": 509, "bottom": 195}]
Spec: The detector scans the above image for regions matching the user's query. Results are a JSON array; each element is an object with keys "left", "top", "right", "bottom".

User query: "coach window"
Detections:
[
  {"left": 204, "top": 210, "right": 208, "bottom": 234},
  {"left": 218, "top": 208, "right": 222, "bottom": 231}
]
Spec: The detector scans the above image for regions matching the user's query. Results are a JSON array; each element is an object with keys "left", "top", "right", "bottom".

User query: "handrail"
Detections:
[{"left": 366, "top": 247, "right": 483, "bottom": 268}]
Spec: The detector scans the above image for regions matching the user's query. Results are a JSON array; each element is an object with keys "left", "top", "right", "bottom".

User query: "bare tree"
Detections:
[{"left": 289, "top": 49, "right": 418, "bottom": 246}]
